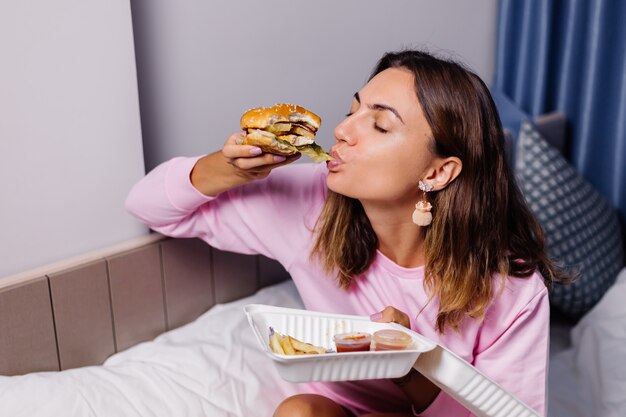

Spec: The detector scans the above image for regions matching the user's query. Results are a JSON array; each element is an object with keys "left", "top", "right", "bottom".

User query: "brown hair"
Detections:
[{"left": 312, "top": 50, "right": 572, "bottom": 333}]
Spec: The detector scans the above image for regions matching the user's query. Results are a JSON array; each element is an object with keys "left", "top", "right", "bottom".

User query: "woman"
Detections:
[{"left": 126, "top": 50, "right": 567, "bottom": 416}]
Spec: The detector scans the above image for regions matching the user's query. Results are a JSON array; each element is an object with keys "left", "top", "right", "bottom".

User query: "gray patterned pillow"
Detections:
[{"left": 514, "top": 121, "right": 624, "bottom": 318}]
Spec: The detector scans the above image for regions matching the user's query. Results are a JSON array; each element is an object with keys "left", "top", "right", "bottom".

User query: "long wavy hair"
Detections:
[{"left": 311, "top": 50, "right": 572, "bottom": 333}]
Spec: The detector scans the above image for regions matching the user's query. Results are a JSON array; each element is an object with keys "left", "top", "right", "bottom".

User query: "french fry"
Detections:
[
  {"left": 288, "top": 336, "right": 327, "bottom": 354},
  {"left": 269, "top": 330, "right": 285, "bottom": 355},
  {"left": 267, "top": 327, "right": 327, "bottom": 355},
  {"left": 279, "top": 334, "right": 296, "bottom": 355}
]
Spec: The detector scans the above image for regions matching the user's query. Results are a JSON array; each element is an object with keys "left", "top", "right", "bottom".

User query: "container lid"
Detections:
[
  {"left": 372, "top": 329, "right": 412, "bottom": 347},
  {"left": 333, "top": 332, "right": 371, "bottom": 346}
]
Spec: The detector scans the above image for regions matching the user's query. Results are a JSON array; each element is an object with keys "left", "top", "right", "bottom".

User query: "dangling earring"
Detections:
[{"left": 412, "top": 180, "right": 433, "bottom": 226}]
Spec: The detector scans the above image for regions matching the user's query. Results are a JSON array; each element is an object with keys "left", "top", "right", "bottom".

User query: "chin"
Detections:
[
  {"left": 325, "top": 173, "right": 343, "bottom": 194},
  {"left": 326, "top": 174, "right": 359, "bottom": 199}
]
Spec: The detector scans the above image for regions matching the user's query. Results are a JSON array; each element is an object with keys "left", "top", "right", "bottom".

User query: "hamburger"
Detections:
[{"left": 239, "top": 103, "right": 333, "bottom": 162}]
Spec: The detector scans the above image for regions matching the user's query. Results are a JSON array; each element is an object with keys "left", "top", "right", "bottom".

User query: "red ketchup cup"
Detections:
[
  {"left": 333, "top": 332, "right": 372, "bottom": 352},
  {"left": 372, "top": 329, "right": 412, "bottom": 351}
]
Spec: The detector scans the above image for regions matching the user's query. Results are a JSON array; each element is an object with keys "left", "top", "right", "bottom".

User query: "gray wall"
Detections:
[
  {"left": 131, "top": 0, "right": 499, "bottom": 171},
  {"left": 0, "top": 0, "right": 498, "bottom": 279},
  {"left": 0, "top": 1, "right": 147, "bottom": 279}
]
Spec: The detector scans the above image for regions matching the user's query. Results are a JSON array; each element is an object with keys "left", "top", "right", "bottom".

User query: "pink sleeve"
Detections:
[
  {"left": 125, "top": 156, "right": 326, "bottom": 264},
  {"left": 470, "top": 286, "right": 550, "bottom": 416},
  {"left": 125, "top": 156, "right": 215, "bottom": 237},
  {"left": 414, "top": 280, "right": 549, "bottom": 417},
  {"left": 126, "top": 157, "right": 214, "bottom": 229}
]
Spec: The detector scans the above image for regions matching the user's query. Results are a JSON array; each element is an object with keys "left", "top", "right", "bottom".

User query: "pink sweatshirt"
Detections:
[{"left": 126, "top": 157, "right": 550, "bottom": 417}]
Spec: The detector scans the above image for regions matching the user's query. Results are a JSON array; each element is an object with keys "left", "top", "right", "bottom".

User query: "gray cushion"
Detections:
[{"left": 514, "top": 120, "right": 624, "bottom": 318}]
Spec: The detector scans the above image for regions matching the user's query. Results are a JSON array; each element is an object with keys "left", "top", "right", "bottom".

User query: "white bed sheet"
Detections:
[
  {"left": 0, "top": 280, "right": 304, "bottom": 417},
  {"left": 548, "top": 267, "right": 626, "bottom": 417}
]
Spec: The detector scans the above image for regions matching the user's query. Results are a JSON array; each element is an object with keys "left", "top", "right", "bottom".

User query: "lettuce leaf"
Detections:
[{"left": 296, "top": 144, "right": 334, "bottom": 163}]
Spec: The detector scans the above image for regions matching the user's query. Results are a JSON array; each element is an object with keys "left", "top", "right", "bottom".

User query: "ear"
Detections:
[{"left": 422, "top": 156, "right": 462, "bottom": 191}]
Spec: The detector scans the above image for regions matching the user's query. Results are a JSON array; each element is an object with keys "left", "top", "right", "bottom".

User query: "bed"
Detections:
[
  {"left": 2, "top": 262, "right": 625, "bottom": 417},
  {"left": 0, "top": 235, "right": 301, "bottom": 416},
  {"left": 1, "top": 114, "right": 624, "bottom": 417},
  {"left": 1, "top": 233, "right": 624, "bottom": 417},
  {"left": 0, "top": 278, "right": 303, "bottom": 416}
]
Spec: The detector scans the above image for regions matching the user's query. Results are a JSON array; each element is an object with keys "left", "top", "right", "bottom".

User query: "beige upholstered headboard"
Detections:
[{"left": 0, "top": 234, "right": 289, "bottom": 376}]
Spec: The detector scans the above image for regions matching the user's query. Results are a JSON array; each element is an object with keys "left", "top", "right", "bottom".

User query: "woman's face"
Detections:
[{"left": 327, "top": 67, "right": 436, "bottom": 205}]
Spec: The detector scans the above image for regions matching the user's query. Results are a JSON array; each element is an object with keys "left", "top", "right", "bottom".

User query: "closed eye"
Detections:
[{"left": 374, "top": 124, "right": 388, "bottom": 133}]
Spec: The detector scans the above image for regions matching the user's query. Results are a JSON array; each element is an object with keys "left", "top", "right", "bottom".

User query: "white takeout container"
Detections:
[
  {"left": 244, "top": 304, "right": 436, "bottom": 382},
  {"left": 245, "top": 304, "right": 542, "bottom": 417}
]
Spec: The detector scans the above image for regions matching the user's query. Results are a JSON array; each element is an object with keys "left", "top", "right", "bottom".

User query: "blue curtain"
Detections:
[{"left": 493, "top": 0, "right": 626, "bottom": 224}]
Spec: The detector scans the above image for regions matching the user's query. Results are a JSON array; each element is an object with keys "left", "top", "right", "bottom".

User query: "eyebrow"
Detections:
[{"left": 353, "top": 92, "right": 405, "bottom": 125}]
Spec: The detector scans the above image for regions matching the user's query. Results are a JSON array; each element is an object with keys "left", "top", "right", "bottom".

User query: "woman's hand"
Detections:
[
  {"left": 222, "top": 131, "right": 300, "bottom": 182},
  {"left": 369, "top": 306, "right": 411, "bottom": 329},
  {"left": 190, "top": 131, "right": 300, "bottom": 196},
  {"left": 369, "top": 306, "right": 440, "bottom": 412}
]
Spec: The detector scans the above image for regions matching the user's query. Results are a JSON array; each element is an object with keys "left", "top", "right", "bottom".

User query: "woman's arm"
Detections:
[
  {"left": 369, "top": 307, "right": 441, "bottom": 412},
  {"left": 125, "top": 132, "right": 298, "bottom": 235},
  {"left": 370, "top": 282, "right": 549, "bottom": 417},
  {"left": 125, "top": 132, "right": 318, "bottom": 260},
  {"left": 471, "top": 286, "right": 550, "bottom": 416},
  {"left": 190, "top": 132, "right": 299, "bottom": 197},
  {"left": 392, "top": 369, "right": 441, "bottom": 412}
]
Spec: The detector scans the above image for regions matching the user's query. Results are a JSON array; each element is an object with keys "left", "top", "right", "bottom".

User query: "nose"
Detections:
[{"left": 334, "top": 114, "right": 357, "bottom": 145}]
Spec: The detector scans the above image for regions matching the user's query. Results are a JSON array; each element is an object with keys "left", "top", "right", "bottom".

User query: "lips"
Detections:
[
  {"left": 326, "top": 147, "right": 344, "bottom": 171},
  {"left": 331, "top": 148, "right": 343, "bottom": 161}
]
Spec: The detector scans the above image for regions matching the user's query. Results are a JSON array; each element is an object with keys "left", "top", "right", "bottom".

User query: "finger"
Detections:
[
  {"left": 223, "top": 131, "right": 264, "bottom": 158},
  {"left": 228, "top": 153, "right": 286, "bottom": 171},
  {"left": 271, "top": 153, "right": 301, "bottom": 168},
  {"left": 225, "top": 131, "right": 247, "bottom": 146},
  {"left": 369, "top": 311, "right": 383, "bottom": 322},
  {"left": 242, "top": 156, "right": 296, "bottom": 179},
  {"left": 223, "top": 143, "right": 263, "bottom": 159},
  {"left": 370, "top": 306, "right": 410, "bottom": 328},
  {"left": 223, "top": 146, "right": 263, "bottom": 160}
]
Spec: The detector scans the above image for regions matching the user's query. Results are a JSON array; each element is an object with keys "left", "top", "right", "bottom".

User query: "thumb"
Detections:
[{"left": 369, "top": 311, "right": 383, "bottom": 322}]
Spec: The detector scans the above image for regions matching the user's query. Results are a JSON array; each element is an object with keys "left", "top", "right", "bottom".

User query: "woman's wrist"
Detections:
[
  {"left": 392, "top": 368, "right": 440, "bottom": 413},
  {"left": 391, "top": 367, "right": 418, "bottom": 386},
  {"left": 190, "top": 152, "right": 249, "bottom": 196}
]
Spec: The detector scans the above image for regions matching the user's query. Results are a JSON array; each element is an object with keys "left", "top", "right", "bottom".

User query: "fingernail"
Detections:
[
  {"left": 369, "top": 312, "right": 382, "bottom": 322},
  {"left": 273, "top": 155, "right": 286, "bottom": 162},
  {"left": 249, "top": 147, "right": 262, "bottom": 156}
]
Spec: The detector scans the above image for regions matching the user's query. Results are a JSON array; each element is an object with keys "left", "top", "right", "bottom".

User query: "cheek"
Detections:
[
  {"left": 365, "top": 163, "right": 417, "bottom": 198},
  {"left": 327, "top": 134, "right": 430, "bottom": 199},
  {"left": 327, "top": 154, "right": 418, "bottom": 200},
  {"left": 364, "top": 145, "right": 421, "bottom": 181}
]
